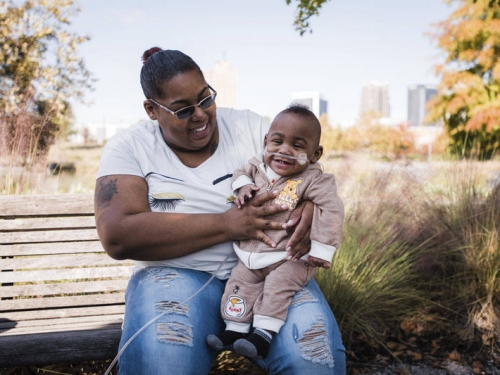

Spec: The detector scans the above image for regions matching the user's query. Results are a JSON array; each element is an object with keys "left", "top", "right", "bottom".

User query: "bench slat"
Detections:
[
  {"left": 0, "top": 314, "right": 124, "bottom": 334},
  {"left": 0, "top": 312, "right": 123, "bottom": 338},
  {"left": 0, "top": 228, "right": 100, "bottom": 244},
  {"left": 0, "top": 265, "right": 132, "bottom": 283},
  {"left": 0, "top": 279, "right": 129, "bottom": 298},
  {"left": 0, "top": 194, "right": 94, "bottom": 217},
  {"left": 0, "top": 305, "right": 125, "bottom": 324},
  {"left": 0, "top": 241, "right": 104, "bottom": 256},
  {"left": 0, "top": 293, "right": 125, "bottom": 311},
  {"left": 0, "top": 216, "right": 96, "bottom": 231},
  {"left": 0, "top": 252, "right": 128, "bottom": 270}
]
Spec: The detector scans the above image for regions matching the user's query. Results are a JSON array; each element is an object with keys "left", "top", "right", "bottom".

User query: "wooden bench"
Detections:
[{"left": 0, "top": 194, "right": 133, "bottom": 366}]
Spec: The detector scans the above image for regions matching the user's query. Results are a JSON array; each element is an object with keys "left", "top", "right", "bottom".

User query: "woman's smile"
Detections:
[{"left": 190, "top": 123, "right": 207, "bottom": 133}]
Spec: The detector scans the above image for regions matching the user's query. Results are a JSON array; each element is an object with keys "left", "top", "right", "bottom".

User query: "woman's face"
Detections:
[{"left": 144, "top": 70, "right": 218, "bottom": 154}]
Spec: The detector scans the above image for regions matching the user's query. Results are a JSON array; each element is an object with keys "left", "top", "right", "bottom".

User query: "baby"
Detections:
[{"left": 206, "top": 104, "right": 344, "bottom": 360}]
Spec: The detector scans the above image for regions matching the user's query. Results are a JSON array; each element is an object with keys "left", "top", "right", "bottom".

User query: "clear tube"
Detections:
[{"left": 263, "top": 149, "right": 308, "bottom": 165}]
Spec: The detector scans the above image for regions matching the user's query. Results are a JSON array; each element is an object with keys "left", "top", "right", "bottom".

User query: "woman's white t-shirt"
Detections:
[{"left": 96, "top": 108, "right": 270, "bottom": 279}]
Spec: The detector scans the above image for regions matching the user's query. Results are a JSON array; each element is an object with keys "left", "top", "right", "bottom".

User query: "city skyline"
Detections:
[{"left": 69, "top": 0, "right": 455, "bottom": 129}]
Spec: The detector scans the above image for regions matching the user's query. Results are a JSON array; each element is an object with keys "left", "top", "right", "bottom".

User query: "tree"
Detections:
[
  {"left": 427, "top": 0, "right": 500, "bottom": 159},
  {"left": 285, "top": 0, "right": 331, "bottom": 35},
  {"left": 0, "top": 0, "right": 93, "bottom": 168}
]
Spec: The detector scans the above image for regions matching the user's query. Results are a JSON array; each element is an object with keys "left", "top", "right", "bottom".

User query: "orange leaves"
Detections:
[
  {"left": 447, "top": 95, "right": 467, "bottom": 114},
  {"left": 466, "top": 105, "right": 500, "bottom": 131}
]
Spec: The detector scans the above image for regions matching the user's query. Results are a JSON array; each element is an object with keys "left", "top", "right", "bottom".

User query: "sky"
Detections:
[{"left": 70, "top": 0, "right": 455, "bottom": 128}]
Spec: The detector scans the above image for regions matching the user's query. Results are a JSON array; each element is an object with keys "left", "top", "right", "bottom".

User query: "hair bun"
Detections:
[{"left": 142, "top": 47, "right": 162, "bottom": 64}]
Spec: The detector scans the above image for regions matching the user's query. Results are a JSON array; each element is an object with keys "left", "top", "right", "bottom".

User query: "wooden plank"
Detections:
[
  {"left": 0, "top": 241, "right": 104, "bottom": 257},
  {"left": 0, "top": 265, "right": 132, "bottom": 283},
  {"left": 0, "top": 293, "right": 125, "bottom": 311},
  {"left": 0, "top": 216, "right": 96, "bottom": 231},
  {"left": 0, "top": 252, "right": 126, "bottom": 270},
  {"left": 0, "top": 228, "right": 99, "bottom": 244},
  {"left": 0, "top": 314, "right": 124, "bottom": 333},
  {"left": 0, "top": 305, "right": 125, "bottom": 324},
  {"left": 0, "top": 279, "right": 129, "bottom": 298},
  {"left": 0, "top": 194, "right": 94, "bottom": 217},
  {"left": 0, "top": 327, "right": 122, "bottom": 366}
]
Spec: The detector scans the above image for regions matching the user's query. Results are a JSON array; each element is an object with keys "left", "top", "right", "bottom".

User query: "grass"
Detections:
[{"left": 318, "top": 153, "right": 500, "bottom": 370}]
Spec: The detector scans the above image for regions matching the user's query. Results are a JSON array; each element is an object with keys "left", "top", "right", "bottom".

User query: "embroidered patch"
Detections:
[
  {"left": 275, "top": 179, "right": 303, "bottom": 210},
  {"left": 224, "top": 295, "right": 246, "bottom": 318}
]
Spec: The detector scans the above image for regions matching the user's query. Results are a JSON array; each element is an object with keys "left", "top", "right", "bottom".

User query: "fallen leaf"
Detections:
[
  {"left": 432, "top": 338, "right": 441, "bottom": 348},
  {"left": 448, "top": 349, "right": 461, "bottom": 361},
  {"left": 406, "top": 350, "right": 422, "bottom": 361},
  {"left": 472, "top": 360, "right": 482, "bottom": 373},
  {"left": 387, "top": 341, "right": 407, "bottom": 351},
  {"left": 400, "top": 321, "right": 415, "bottom": 335}
]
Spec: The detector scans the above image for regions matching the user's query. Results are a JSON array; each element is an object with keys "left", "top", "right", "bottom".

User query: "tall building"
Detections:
[
  {"left": 407, "top": 84, "right": 438, "bottom": 127},
  {"left": 290, "top": 91, "right": 328, "bottom": 119},
  {"left": 203, "top": 60, "right": 238, "bottom": 108},
  {"left": 360, "top": 81, "right": 390, "bottom": 118}
]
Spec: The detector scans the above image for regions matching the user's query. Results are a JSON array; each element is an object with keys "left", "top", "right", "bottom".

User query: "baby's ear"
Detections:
[
  {"left": 263, "top": 134, "right": 268, "bottom": 148},
  {"left": 311, "top": 145, "right": 323, "bottom": 164}
]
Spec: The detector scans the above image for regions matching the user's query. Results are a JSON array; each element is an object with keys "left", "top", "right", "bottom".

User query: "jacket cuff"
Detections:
[
  {"left": 232, "top": 175, "right": 254, "bottom": 193},
  {"left": 309, "top": 240, "right": 336, "bottom": 262}
]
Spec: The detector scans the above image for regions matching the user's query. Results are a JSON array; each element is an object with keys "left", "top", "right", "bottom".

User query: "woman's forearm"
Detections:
[
  {"left": 97, "top": 210, "right": 231, "bottom": 261},
  {"left": 94, "top": 175, "right": 287, "bottom": 261}
]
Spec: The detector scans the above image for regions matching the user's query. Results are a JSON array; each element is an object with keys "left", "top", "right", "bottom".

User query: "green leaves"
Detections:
[{"left": 285, "top": 0, "right": 331, "bottom": 35}]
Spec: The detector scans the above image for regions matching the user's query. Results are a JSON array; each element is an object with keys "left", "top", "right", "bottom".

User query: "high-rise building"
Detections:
[
  {"left": 407, "top": 84, "right": 438, "bottom": 127},
  {"left": 203, "top": 60, "right": 238, "bottom": 108},
  {"left": 360, "top": 81, "right": 390, "bottom": 118},
  {"left": 290, "top": 91, "right": 328, "bottom": 119}
]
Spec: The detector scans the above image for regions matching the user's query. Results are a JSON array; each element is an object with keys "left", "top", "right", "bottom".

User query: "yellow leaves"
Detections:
[
  {"left": 456, "top": 19, "right": 483, "bottom": 40},
  {"left": 493, "top": 63, "right": 500, "bottom": 82}
]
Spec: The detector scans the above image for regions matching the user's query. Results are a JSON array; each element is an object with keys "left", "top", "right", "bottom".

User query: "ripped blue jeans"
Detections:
[{"left": 117, "top": 267, "right": 346, "bottom": 375}]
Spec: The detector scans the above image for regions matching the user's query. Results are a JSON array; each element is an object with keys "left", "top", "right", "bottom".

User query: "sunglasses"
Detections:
[{"left": 149, "top": 85, "right": 217, "bottom": 120}]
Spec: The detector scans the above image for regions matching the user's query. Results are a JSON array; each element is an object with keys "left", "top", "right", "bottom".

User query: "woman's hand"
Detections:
[
  {"left": 284, "top": 201, "right": 313, "bottom": 262},
  {"left": 223, "top": 189, "right": 288, "bottom": 248}
]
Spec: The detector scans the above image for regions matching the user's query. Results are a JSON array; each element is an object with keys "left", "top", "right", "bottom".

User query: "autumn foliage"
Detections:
[{"left": 427, "top": 0, "right": 500, "bottom": 159}]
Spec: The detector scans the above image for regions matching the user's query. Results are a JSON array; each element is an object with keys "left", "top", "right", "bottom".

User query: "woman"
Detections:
[{"left": 94, "top": 47, "right": 346, "bottom": 374}]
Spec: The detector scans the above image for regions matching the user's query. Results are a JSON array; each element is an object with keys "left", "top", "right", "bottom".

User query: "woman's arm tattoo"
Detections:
[{"left": 96, "top": 177, "right": 118, "bottom": 210}]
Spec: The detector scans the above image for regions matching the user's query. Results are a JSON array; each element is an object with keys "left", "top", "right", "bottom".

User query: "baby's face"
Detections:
[{"left": 264, "top": 112, "right": 321, "bottom": 177}]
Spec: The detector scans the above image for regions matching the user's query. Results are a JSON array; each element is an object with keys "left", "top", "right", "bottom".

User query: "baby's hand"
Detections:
[
  {"left": 305, "top": 255, "right": 331, "bottom": 269},
  {"left": 235, "top": 185, "right": 260, "bottom": 208}
]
